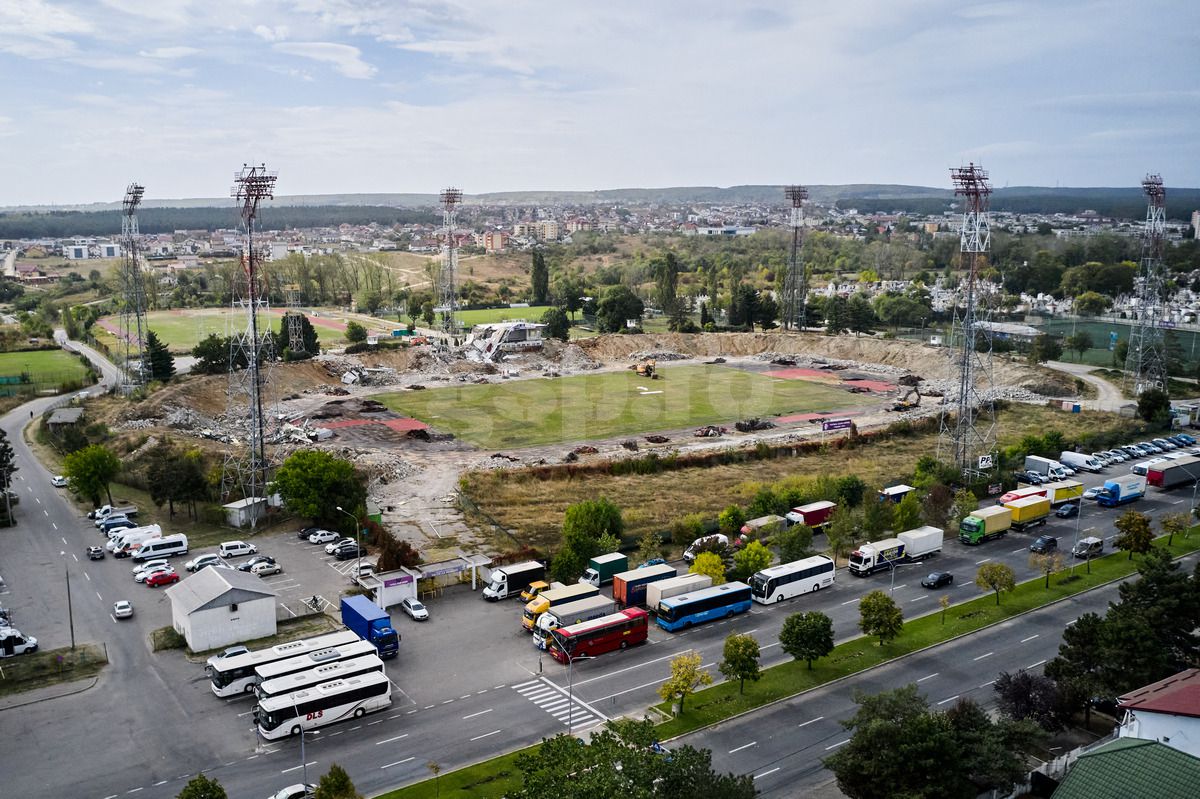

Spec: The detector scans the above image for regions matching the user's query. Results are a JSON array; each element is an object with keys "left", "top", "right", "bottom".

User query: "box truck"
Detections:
[
  {"left": 1042, "top": 480, "right": 1084, "bottom": 506},
  {"left": 612, "top": 563, "right": 678, "bottom": 606},
  {"left": 1097, "top": 475, "right": 1147, "bottom": 507},
  {"left": 740, "top": 514, "right": 786, "bottom": 538},
  {"left": 848, "top": 526, "right": 943, "bottom": 576},
  {"left": 340, "top": 595, "right": 400, "bottom": 659},
  {"left": 1059, "top": 452, "right": 1104, "bottom": 473},
  {"left": 1146, "top": 455, "right": 1200, "bottom": 489},
  {"left": 645, "top": 573, "right": 714, "bottom": 612},
  {"left": 522, "top": 583, "right": 600, "bottom": 631},
  {"left": 784, "top": 501, "right": 837, "bottom": 530},
  {"left": 481, "top": 561, "right": 545, "bottom": 601},
  {"left": 579, "top": 553, "right": 629, "bottom": 587},
  {"left": 531, "top": 595, "right": 618, "bottom": 650},
  {"left": 1004, "top": 496, "right": 1051, "bottom": 531},
  {"left": 958, "top": 506, "right": 1012, "bottom": 545},
  {"left": 1024, "top": 455, "right": 1069, "bottom": 481},
  {"left": 997, "top": 485, "right": 1047, "bottom": 506},
  {"left": 878, "top": 485, "right": 917, "bottom": 504}
]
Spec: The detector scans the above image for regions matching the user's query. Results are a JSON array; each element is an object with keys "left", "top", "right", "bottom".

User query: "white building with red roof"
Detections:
[{"left": 1118, "top": 668, "right": 1200, "bottom": 757}]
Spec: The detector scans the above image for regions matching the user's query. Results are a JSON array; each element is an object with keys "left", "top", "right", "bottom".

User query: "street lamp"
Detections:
[
  {"left": 550, "top": 631, "right": 593, "bottom": 735},
  {"left": 335, "top": 505, "right": 362, "bottom": 580},
  {"left": 290, "top": 693, "right": 309, "bottom": 787}
]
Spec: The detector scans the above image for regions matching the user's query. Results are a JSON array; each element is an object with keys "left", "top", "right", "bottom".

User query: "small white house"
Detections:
[
  {"left": 223, "top": 497, "right": 268, "bottom": 528},
  {"left": 1118, "top": 668, "right": 1200, "bottom": 757},
  {"left": 166, "top": 567, "right": 277, "bottom": 652}
]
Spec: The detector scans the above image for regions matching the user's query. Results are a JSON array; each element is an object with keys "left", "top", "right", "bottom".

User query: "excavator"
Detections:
[
  {"left": 630, "top": 358, "right": 659, "bottom": 379},
  {"left": 891, "top": 374, "right": 923, "bottom": 412}
]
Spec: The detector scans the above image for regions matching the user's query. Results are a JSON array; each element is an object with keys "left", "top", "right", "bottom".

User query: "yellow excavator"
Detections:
[
  {"left": 631, "top": 359, "right": 659, "bottom": 379},
  {"left": 891, "top": 375, "right": 923, "bottom": 411}
]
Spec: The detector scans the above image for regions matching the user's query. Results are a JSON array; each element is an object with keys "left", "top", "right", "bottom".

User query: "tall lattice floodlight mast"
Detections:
[
  {"left": 119, "top": 183, "right": 148, "bottom": 390},
  {"left": 1124, "top": 175, "right": 1168, "bottom": 396},
  {"left": 283, "top": 284, "right": 306, "bottom": 355},
  {"left": 438, "top": 187, "right": 463, "bottom": 336},
  {"left": 221, "top": 164, "right": 278, "bottom": 528},
  {"left": 938, "top": 163, "right": 997, "bottom": 479},
  {"left": 781, "top": 185, "right": 809, "bottom": 331}
]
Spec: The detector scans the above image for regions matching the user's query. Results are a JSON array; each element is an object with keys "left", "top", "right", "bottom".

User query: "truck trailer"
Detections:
[
  {"left": 340, "top": 595, "right": 400, "bottom": 659},
  {"left": 1097, "top": 475, "right": 1147, "bottom": 507},
  {"left": 612, "top": 563, "right": 678, "bottom": 607},
  {"left": 1146, "top": 455, "right": 1200, "bottom": 489},
  {"left": 481, "top": 560, "right": 546, "bottom": 601},
  {"left": 522, "top": 583, "right": 600, "bottom": 631},
  {"left": 531, "top": 595, "right": 618, "bottom": 649},
  {"left": 645, "top": 573, "right": 713, "bottom": 612},
  {"left": 579, "top": 553, "right": 629, "bottom": 587},
  {"left": 1042, "top": 480, "right": 1084, "bottom": 506},
  {"left": 997, "top": 486, "right": 1047, "bottom": 506},
  {"left": 784, "top": 501, "right": 837, "bottom": 530},
  {"left": 1004, "top": 496, "right": 1051, "bottom": 531},
  {"left": 958, "top": 506, "right": 1012, "bottom": 545},
  {"left": 848, "top": 526, "right": 943, "bottom": 576},
  {"left": 740, "top": 514, "right": 787, "bottom": 537}
]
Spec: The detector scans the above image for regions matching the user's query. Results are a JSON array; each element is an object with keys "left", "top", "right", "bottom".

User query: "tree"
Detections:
[
  {"left": 717, "top": 505, "right": 746, "bottom": 536},
  {"left": 949, "top": 488, "right": 979, "bottom": 532},
  {"left": 1114, "top": 509, "right": 1154, "bottom": 560},
  {"left": 718, "top": 633, "right": 761, "bottom": 694},
  {"left": 344, "top": 321, "right": 368, "bottom": 343},
  {"left": 1065, "top": 330, "right": 1093, "bottom": 362},
  {"left": 891, "top": 492, "right": 921, "bottom": 532},
  {"left": 271, "top": 450, "right": 366, "bottom": 530},
  {"left": 563, "top": 498, "right": 623, "bottom": 541},
  {"left": 652, "top": 253, "right": 681, "bottom": 328},
  {"left": 825, "top": 295, "right": 848, "bottom": 335},
  {"left": 595, "top": 284, "right": 644, "bottom": 333},
  {"left": 730, "top": 540, "right": 771, "bottom": 582},
  {"left": 945, "top": 698, "right": 1044, "bottom": 792},
  {"left": 658, "top": 651, "right": 712, "bottom": 714},
  {"left": 314, "top": 763, "right": 361, "bottom": 799},
  {"left": 1136, "top": 387, "right": 1171, "bottom": 425},
  {"left": 845, "top": 294, "right": 875, "bottom": 336},
  {"left": 975, "top": 562, "right": 1016, "bottom": 605},
  {"left": 539, "top": 306, "right": 569, "bottom": 342},
  {"left": 1160, "top": 511, "right": 1190, "bottom": 546},
  {"left": 1074, "top": 291, "right": 1111, "bottom": 316},
  {"left": 421, "top": 301, "right": 435, "bottom": 327},
  {"left": 689, "top": 551, "right": 726, "bottom": 585},
  {"left": 531, "top": 251, "right": 549, "bottom": 305},
  {"left": 176, "top": 774, "right": 226, "bottom": 799},
  {"left": 859, "top": 589, "right": 903, "bottom": 646},
  {"left": 825, "top": 506, "right": 862, "bottom": 562},
  {"left": 63, "top": 444, "right": 121, "bottom": 506},
  {"left": 1028, "top": 333, "right": 1063, "bottom": 364},
  {"left": 1029, "top": 551, "right": 1064, "bottom": 589},
  {"left": 860, "top": 496, "right": 892, "bottom": 537},
  {"left": 994, "top": 670, "right": 1067, "bottom": 732},
  {"left": 775, "top": 523, "right": 813, "bottom": 563},
  {"left": 553, "top": 275, "right": 583, "bottom": 319},
  {"left": 636, "top": 531, "right": 661, "bottom": 566},
  {"left": 190, "top": 333, "right": 230, "bottom": 374},
  {"left": 144, "top": 330, "right": 175, "bottom": 382},
  {"left": 1045, "top": 612, "right": 1108, "bottom": 725},
  {"left": 779, "top": 611, "right": 834, "bottom": 669}
]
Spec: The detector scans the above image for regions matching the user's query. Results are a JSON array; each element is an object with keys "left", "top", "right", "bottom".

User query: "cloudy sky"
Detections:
[{"left": 1, "top": 0, "right": 1196, "bottom": 205}]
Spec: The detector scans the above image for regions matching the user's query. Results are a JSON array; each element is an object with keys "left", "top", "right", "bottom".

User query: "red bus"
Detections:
[{"left": 548, "top": 608, "right": 649, "bottom": 664}]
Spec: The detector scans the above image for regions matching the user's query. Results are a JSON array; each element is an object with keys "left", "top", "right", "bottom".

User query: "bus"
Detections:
[
  {"left": 254, "top": 652, "right": 385, "bottom": 701},
  {"left": 255, "top": 671, "right": 392, "bottom": 740},
  {"left": 208, "top": 630, "right": 360, "bottom": 697},
  {"left": 252, "top": 640, "right": 378, "bottom": 687},
  {"left": 656, "top": 582, "right": 753, "bottom": 632},
  {"left": 548, "top": 608, "right": 649, "bottom": 664},
  {"left": 749, "top": 555, "right": 835, "bottom": 605}
]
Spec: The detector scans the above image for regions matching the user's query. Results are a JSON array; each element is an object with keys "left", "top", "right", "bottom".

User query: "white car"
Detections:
[
  {"left": 206, "top": 645, "right": 249, "bottom": 670},
  {"left": 267, "top": 784, "right": 314, "bottom": 799},
  {"left": 133, "top": 559, "right": 170, "bottom": 576},
  {"left": 400, "top": 597, "right": 429, "bottom": 621},
  {"left": 134, "top": 564, "right": 174, "bottom": 583},
  {"left": 113, "top": 600, "right": 134, "bottom": 619},
  {"left": 1090, "top": 452, "right": 1112, "bottom": 467},
  {"left": 1082, "top": 486, "right": 1102, "bottom": 500},
  {"left": 308, "top": 530, "right": 339, "bottom": 545},
  {"left": 186, "top": 554, "right": 222, "bottom": 572},
  {"left": 325, "top": 538, "right": 355, "bottom": 555},
  {"left": 251, "top": 561, "right": 283, "bottom": 577},
  {"left": 1104, "top": 450, "right": 1127, "bottom": 463},
  {"left": 51, "top": 475, "right": 68, "bottom": 487}
]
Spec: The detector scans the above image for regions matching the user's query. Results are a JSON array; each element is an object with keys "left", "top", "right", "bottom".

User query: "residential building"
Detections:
[
  {"left": 1051, "top": 738, "right": 1200, "bottom": 799},
  {"left": 1118, "top": 668, "right": 1200, "bottom": 757}
]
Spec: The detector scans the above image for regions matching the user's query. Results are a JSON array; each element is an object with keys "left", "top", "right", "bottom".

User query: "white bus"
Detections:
[
  {"left": 253, "top": 640, "right": 377, "bottom": 687},
  {"left": 256, "top": 672, "right": 392, "bottom": 740},
  {"left": 749, "top": 555, "right": 835, "bottom": 604},
  {"left": 208, "top": 631, "right": 360, "bottom": 697},
  {"left": 255, "top": 654, "right": 385, "bottom": 702}
]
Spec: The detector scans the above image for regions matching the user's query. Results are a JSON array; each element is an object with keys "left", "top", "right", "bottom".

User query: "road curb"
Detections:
[{"left": 0, "top": 675, "right": 99, "bottom": 712}]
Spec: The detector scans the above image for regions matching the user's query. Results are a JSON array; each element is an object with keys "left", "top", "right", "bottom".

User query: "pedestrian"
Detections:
[{"left": 29, "top": 410, "right": 33, "bottom": 419}]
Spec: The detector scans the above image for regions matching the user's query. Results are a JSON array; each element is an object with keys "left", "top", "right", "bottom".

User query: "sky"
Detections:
[{"left": 0, "top": 0, "right": 1197, "bottom": 206}]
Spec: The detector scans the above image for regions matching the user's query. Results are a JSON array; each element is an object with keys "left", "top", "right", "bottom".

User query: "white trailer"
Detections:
[{"left": 645, "top": 573, "right": 714, "bottom": 612}]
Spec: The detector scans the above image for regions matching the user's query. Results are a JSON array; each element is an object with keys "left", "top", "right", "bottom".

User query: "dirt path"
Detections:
[{"left": 1043, "top": 360, "right": 1125, "bottom": 412}]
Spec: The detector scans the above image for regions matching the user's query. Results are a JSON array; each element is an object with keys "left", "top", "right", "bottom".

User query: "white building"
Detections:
[
  {"left": 98, "top": 242, "right": 120, "bottom": 258},
  {"left": 165, "top": 567, "right": 277, "bottom": 652},
  {"left": 1118, "top": 668, "right": 1200, "bottom": 758}
]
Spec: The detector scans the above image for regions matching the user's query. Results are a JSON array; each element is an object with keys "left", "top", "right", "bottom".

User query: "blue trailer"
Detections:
[
  {"left": 340, "top": 595, "right": 400, "bottom": 659},
  {"left": 1096, "top": 475, "right": 1147, "bottom": 508}
]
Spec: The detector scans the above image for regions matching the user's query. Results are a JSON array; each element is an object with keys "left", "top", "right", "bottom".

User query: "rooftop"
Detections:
[
  {"left": 1120, "top": 669, "right": 1200, "bottom": 719},
  {"left": 1052, "top": 737, "right": 1200, "bottom": 799}
]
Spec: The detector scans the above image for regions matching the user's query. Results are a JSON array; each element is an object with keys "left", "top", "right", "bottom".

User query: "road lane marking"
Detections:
[
  {"left": 1028, "top": 659, "right": 1047, "bottom": 669},
  {"left": 728, "top": 741, "right": 756, "bottom": 754},
  {"left": 376, "top": 734, "right": 409, "bottom": 745},
  {"left": 798, "top": 716, "right": 824, "bottom": 727},
  {"left": 462, "top": 708, "right": 493, "bottom": 720},
  {"left": 367, "top": 720, "right": 384, "bottom": 725},
  {"left": 381, "top": 757, "right": 415, "bottom": 769},
  {"left": 281, "top": 762, "right": 316, "bottom": 774},
  {"left": 917, "top": 673, "right": 938, "bottom": 682},
  {"left": 153, "top": 781, "right": 168, "bottom": 786},
  {"left": 52, "top": 522, "right": 57, "bottom": 530},
  {"left": 840, "top": 598, "right": 860, "bottom": 605},
  {"left": 975, "top": 558, "right": 990, "bottom": 565},
  {"left": 35, "top": 496, "right": 41, "bottom": 504},
  {"left": 96, "top": 591, "right": 103, "bottom": 601},
  {"left": 61, "top": 536, "right": 67, "bottom": 545},
  {"left": 937, "top": 695, "right": 960, "bottom": 705},
  {"left": 1174, "top": 499, "right": 1185, "bottom": 504},
  {"left": 974, "top": 652, "right": 993, "bottom": 661},
  {"left": 469, "top": 729, "right": 502, "bottom": 742},
  {"left": 1011, "top": 548, "right": 1026, "bottom": 554},
  {"left": 1021, "top": 634, "right": 1039, "bottom": 643},
  {"left": 127, "top": 789, "right": 143, "bottom": 794},
  {"left": 979, "top": 679, "right": 997, "bottom": 688},
  {"left": 571, "top": 649, "right": 687, "bottom": 687},
  {"left": 72, "top": 553, "right": 78, "bottom": 562},
  {"left": 909, "top": 595, "right": 927, "bottom": 602},
  {"left": 892, "top": 584, "right": 907, "bottom": 591},
  {"left": 755, "top": 767, "right": 782, "bottom": 779},
  {"left": 824, "top": 740, "right": 850, "bottom": 751}
]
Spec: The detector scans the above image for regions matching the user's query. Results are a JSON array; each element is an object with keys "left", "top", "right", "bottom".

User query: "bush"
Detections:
[{"left": 671, "top": 513, "right": 707, "bottom": 546}]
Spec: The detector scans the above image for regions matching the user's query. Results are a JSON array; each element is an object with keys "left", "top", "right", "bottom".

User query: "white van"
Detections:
[
  {"left": 132, "top": 534, "right": 189, "bottom": 562},
  {"left": 683, "top": 534, "right": 729, "bottom": 564},
  {"left": 1059, "top": 451, "right": 1103, "bottom": 473},
  {"left": 218, "top": 541, "right": 257, "bottom": 559},
  {"left": 109, "top": 529, "right": 163, "bottom": 558},
  {"left": 107, "top": 523, "right": 162, "bottom": 545}
]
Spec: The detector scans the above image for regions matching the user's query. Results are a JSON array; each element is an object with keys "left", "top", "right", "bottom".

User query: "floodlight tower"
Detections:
[
  {"left": 438, "top": 187, "right": 463, "bottom": 336},
  {"left": 938, "top": 163, "right": 997, "bottom": 479},
  {"left": 283, "top": 284, "right": 306, "bottom": 355},
  {"left": 221, "top": 163, "right": 278, "bottom": 528},
  {"left": 1124, "top": 174, "right": 1168, "bottom": 396},
  {"left": 119, "top": 183, "right": 148, "bottom": 389},
  {"left": 781, "top": 185, "right": 809, "bottom": 331}
]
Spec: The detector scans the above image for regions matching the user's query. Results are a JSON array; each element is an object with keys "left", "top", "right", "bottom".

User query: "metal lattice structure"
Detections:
[
  {"left": 781, "top": 185, "right": 809, "bottom": 331},
  {"left": 437, "top": 187, "right": 463, "bottom": 335},
  {"left": 1124, "top": 175, "right": 1168, "bottom": 396},
  {"left": 220, "top": 164, "right": 278, "bottom": 528},
  {"left": 119, "top": 183, "right": 148, "bottom": 390},
  {"left": 938, "top": 163, "right": 997, "bottom": 479},
  {"left": 283, "top": 284, "right": 306, "bottom": 355}
]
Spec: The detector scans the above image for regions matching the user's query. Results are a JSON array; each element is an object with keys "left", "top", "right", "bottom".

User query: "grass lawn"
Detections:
[
  {"left": 455, "top": 306, "right": 553, "bottom": 327},
  {"left": 377, "top": 364, "right": 859, "bottom": 449},
  {"left": 0, "top": 642, "right": 108, "bottom": 698},
  {"left": 0, "top": 349, "right": 91, "bottom": 383}
]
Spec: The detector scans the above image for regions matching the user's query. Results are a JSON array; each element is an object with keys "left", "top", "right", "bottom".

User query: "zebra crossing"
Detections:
[{"left": 514, "top": 678, "right": 607, "bottom": 730}]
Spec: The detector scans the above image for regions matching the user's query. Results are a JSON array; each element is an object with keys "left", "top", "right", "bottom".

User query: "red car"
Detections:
[{"left": 146, "top": 571, "right": 180, "bottom": 588}]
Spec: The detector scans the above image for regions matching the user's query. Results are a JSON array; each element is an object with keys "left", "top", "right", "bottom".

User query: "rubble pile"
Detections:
[
  {"left": 753, "top": 352, "right": 909, "bottom": 378},
  {"left": 629, "top": 350, "right": 690, "bottom": 362}
]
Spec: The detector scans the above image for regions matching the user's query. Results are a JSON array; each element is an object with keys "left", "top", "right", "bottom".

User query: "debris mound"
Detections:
[{"left": 735, "top": 418, "right": 776, "bottom": 433}]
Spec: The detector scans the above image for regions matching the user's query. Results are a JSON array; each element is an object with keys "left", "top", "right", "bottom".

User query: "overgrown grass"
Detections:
[{"left": 0, "top": 643, "right": 108, "bottom": 697}]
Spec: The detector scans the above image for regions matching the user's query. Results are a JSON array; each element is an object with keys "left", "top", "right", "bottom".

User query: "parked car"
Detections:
[
  {"left": 112, "top": 600, "right": 134, "bottom": 619},
  {"left": 1152, "top": 438, "right": 1176, "bottom": 451},
  {"left": 1082, "top": 486, "right": 1102, "bottom": 500},
  {"left": 1139, "top": 441, "right": 1164, "bottom": 453},
  {"left": 132, "top": 558, "right": 170, "bottom": 576},
  {"left": 134, "top": 564, "right": 174, "bottom": 584},
  {"left": 267, "top": 784, "right": 314, "bottom": 799},
  {"left": 146, "top": 571, "right": 180, "bottom": 588},
  {"left": 921, "top": 571, "right": 954, "bottom": 589},
  {"left": 185, "top": 554, "right": 222, "bottom": 572},
  {"left": 206, "top": 645, "right": 249, "bottom": 670},
  {"left": 333, "top": 543, "right": 367, "bottom": 560},
  {"left": 1176, "top": 433, "right": 1196, "bottom": 445},
  {"left": 1056, "top": 503, "right": 1079, "bottom": 519},
  {"left": 297, "top": 526, "right": 323, "bottom": 541},
  {"left": 1104, "top": 450, "right": 1128, "bottom": 463},
  {"left": 325, "top": 537, "right": 356, "bottom": 555},
  {"left": 1167, "top": 435, "right": 1189, "bottom": 447},
  {"left": 219, "top": 541, "right": 258, "bottom": 558},
  {"left": 1030, "top": 535, "right": 1059, "bottom": 554},
  {"left": 400, "top": 597, "right": 429, "bottom": 621},
  {"left": 86, "top": 546, "right": 105, "bottom": 560},
  {"left": 639, "top": 558, "right": 667, "bottom": 568},
  {"left": 1090, "top": 452, "right": 1113, "bottom": 467},
  {"left": 237, "top": 555, "right": 276, "bottom": 572},
  {"left": 51, "top": 475, "right": 69, "bottom": 487},
  {"left": 251, "top": 561, "right": 283, "bottom": 577},
  {"left": 1015, "top": 470, "right": 1045, "bottom": 485},
  {"left": 308, "top": 530, "right": 339, "bottom": 545}
]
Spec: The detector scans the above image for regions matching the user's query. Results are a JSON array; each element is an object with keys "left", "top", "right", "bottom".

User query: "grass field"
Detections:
[
  {"left": 455, "top": 306, "right": 553, "bottom": 327},
  {"left": 0, "top": 349, "right": 91, "bottom": 383},
  {"left": 1036, "top": 318, "right": 1200, "bottom": 370},
  {"left": 377, "top": 364, "right": 859, "bottom": 449}
]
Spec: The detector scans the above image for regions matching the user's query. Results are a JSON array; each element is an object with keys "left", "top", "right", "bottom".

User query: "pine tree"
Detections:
[
  {"left": 145, "top": 330, "right": 175, "bottom": 382},
  {"left": 531, "top": 251, "right": 549, "bottom": 304}
]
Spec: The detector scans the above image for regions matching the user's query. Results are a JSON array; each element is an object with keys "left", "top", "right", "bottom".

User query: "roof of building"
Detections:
[
  {"left": 1052, "top": 737, "right": 1200, "bottom": 799},
  {"left": 1119, "top": 669, "right": 1200, "bottom": 719},
  {"left": 165, "top": 566, "right": 276, "bottom": 615},
  {"left": 47, "top": 407, "right": 84, "bottom": 425}
]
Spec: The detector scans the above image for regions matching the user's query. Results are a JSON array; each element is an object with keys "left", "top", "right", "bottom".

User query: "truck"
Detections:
[
  {"left": 1024, "top": 455, "right": 1068, "bottom": 481},
  {"left": 997, "top": 485, "right": 1046, "bottom": 506},
  {"left": 531, "top": 595, "right": 618, "bottom": 650},
  {"left": 89, "top": 504, "right": 138, "bottom": 523},
  {"left": 1059, "top": 451, "right": 1104, "bottom": 473},
  {"left": 848, "top": 526, "right": 943, "bottom": 576},
  {"left": 612, "top": 563, "right": 678, "bottom": 606},
  {"left": 520, "top": 580, "right": 564, "bottom": 604},
  {"left": 784, "top": 501, "right": 837, "bottom": 530},
  {"left": 579, "top": 553, "right": 628, "bottom": 587},
  {"left": 958, "top": 506, "right": 1012, "bottom": 545},
  {"left": 481, "top": 560, "right": 545, "bottom": 601},
  {"left": 740, "top": 514, "right": 787, "bottom": 538},
  {"left": 0, "top": 628, "right": 38, "bottom": 657},
  {"left": 1146, "top": 455, "right": 1200, "bottom": 489},
  {"left": 645, "top": 573, "right": 714, "bottom": 612},
  {"left": 1004, "top": 495, "right": 1051, "bottom": 531},
  {"left": 878, "top": 485, "right": 917, "bottom": 504},
  {"left": 1042, "top": 480, "right": 1084, "bottom": 506},
  {"left": 522, "top": 583, "right": 600, "bottom": 631},
  {"left": 1096, "top": 475, "right": 1147, "bottom": 507},
  {"left": 340, "top": 595, "right": 400, "bottom": 659}
]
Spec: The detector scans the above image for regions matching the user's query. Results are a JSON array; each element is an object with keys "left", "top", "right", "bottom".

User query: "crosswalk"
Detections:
[{"left": 514, "top": 678, "right": 607, "bottom": 730}]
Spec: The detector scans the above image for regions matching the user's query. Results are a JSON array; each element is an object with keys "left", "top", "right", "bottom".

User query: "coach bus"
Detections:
[
  {"left": 749, "top": 555, "right": 836, "bottom": 604},
  {"left": 254, "top": 653, "right": 386, "bottom": 702},
  {"left": 548, "top": 608, "right": 649, "bottom": 664},
  {"left": 256, "top": 671, "right": 392, "bottom": 740},
  {"left": 252, "top": 640, "right": 377, "bottom": 688},
  {"left": 208, "top": 630, "right": 360, "bottom": 697},
  {"left": 656, "top": 582, "right": 753, "bottom": 632}
]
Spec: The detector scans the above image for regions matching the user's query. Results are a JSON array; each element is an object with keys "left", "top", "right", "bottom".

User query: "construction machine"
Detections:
[
  {"left": 890, "top": 374, "right": 923, "bottom": 412},
  {"left": 630, "top": 359, "right": 659, "bottom": 379}
]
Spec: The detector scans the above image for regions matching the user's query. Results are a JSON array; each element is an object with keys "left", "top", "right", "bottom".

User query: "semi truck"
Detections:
[
  {"left": 1096, "top": 475, "right": 1147, "bottom": 507},
  {"left": 531, "top": 595, "right": 618, "bottom": 650},
  {"left": 481, "top": 560, "right": 545, "bottom": 601},
  {"left": 612, "top": 563, "right": 678, "bottom": 606},
  {"left": 958, "top": 506, "right": 1012, "bottom": 545},
  {"left": 522, "top": 583, "right": 600, "bottom": 631},
  {"left": 579, "top": 553, "right": 629, "bottom": 587},
  {"left": 1004, "top": 495, "right": 1051, "bottom": 531},
  {"left": 645, "top": 573, "right": 713, "bottom": 612},
  {"left": 1146, "top": 455, "right": 1200, "bottom": 489},
  {"left": 784, "top": 501, "right": 837, "bottom": 530},
  {"left": 848, "top": 526, "right": 943, "bottom": 576},
  {"left": 1024, "top": 455, "right": 1069, "bottom": 481},
  {"left": 339, "top": 595, "right": 400, "bottom": 659},
  {"left": 1042, "top": 480, "right": 1084, "bottom": 506}
]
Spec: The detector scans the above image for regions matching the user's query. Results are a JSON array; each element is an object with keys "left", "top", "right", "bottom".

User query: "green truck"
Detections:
[
  {"left": 578, "top": 552, "right": 628, "bottom": 587},
  {"left": 958, "top": 505, "right": 1013, "bottom": 545}
]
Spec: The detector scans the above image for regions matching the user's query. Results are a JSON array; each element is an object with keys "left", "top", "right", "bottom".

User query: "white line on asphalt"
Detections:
[
  {"left": 909, "top": 595, "right": 927, "bottom": 602},
  {"left": 937, "top": 695, "right": 960, "bottom": 705},
  {"left": 477, "top": 689, "right": 488, "bottom": 694},
  {"left": 72, "top": 553, "right": 78, "bottom": 562},
  {"left": 798, "top": 716, "right": 824, "bottom": 727},
  {"left": 1011, "top": 548, "right": 1026, "bottom": 554},
  {"left": 424, "top": 705, "right": 435, "bottom": 709},
  {"left": 1021, "top": 634, "right": 1039, "bottom": 643},
  {"left": 754, "top": 767, "right": 782, "bottom": 779},
  {"left": 469, "top": 729, "right": 502, "bottom": 742},
  {"left": 376, "top": 734, "right": 409, "bottom": 745},
  {"left": 381, "top": 757, "right": 415, "bottom": 769},
  {"left": 104, "top": 795, "right": 118, "bottom": 799},
  {"left": 512, "top": 679, "right": 541, "bottom": 690},
  {"left": 728, "top": 741, "right": 757, "bottom": 754},
  {"left": 110, "top": 614, "right": 117, "bottom": 623},
  {"left": 153, "top": 780, "right": 168, "bottom": 786},
  {"left": 281, "top": 762, "right": 316, "bottom": 774},
  {"left": 974, "top": 652, "right": 993, "bottom": 661},
  {"left": 127, "top": 788, "right": 143, "bottom": 794},
  {"left": 61, "top": 536, "right": 67, "bottom": 545},
  {"left": 975, "top": 558, "right": 990, "bottom": 565},
  {"left": 246, "top": 755, "right": 259, "bottom": 760},
  {"left": 840, "top": 598, "right": 860, "bottom": 605},
  {"left": 1028, "top": 659, "right": 1047, "bottom": 669},
  {"left": 494, "top": 684, "right": 506, "bottom": 689},
  {"left": 917, "top": 673, "right": 938, "bottom": 683},
  {"left": 406, "top": 710, "right": 418, "bottom": 715},
  {"left": 463, "top": 708, "right": 494, "bottom": 720},
  {"left": 328, "top": 731, "right": 343, "bottom": 737},
  {"left": 571, "top": 649, "right": 687, "bottom": 686},
  {"left": 1085, "top": 526, "right": 1096, "bottom": 532},
  {"left": 441, "top": 699, "right": 454, "bottom": 704},
  {"left": 959, "top": 582, "right": 973, "bottom": 588},
  {"left": 95, "top": 591, "right": 102, "bottom": 601},
  {"left": 824, "top": 740, "right": 850, "bottom": 751},
  {"left": 51, "top": 522, "right": 57, "bottom": 530},
  {"left": 43, "top": 509, "right": 48, "bottom": 516},
  {"left": 367, "top": 720, "right": 384, "bottom": 726},
  {"left": 979, "top": 680, "right": 997, "bottom": 688},
  {"left": 1174, "top": 499, "right": 1185, "bottom": 505},
  {"left": 893, "top": 585, "right": 906, "bottom": 591},
  {"left": 35, "top": 496, "right": 41, "bottom": 504}
]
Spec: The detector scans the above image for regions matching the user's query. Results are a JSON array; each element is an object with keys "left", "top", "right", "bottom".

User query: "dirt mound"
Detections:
[{"left": 139, "top": 360, "right": 338, "bottom": 417}]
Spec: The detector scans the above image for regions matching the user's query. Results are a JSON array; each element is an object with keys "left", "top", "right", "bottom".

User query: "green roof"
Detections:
[{"left": 1053, "top": 738, "right": 1200, "bottom": 799}]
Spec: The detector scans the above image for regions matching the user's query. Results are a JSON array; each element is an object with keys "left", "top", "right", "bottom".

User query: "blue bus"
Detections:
[{"left": 656, "top": 582, "right": 753, "bottom": 632}]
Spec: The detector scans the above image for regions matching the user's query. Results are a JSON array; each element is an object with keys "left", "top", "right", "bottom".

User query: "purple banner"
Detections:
[
  {"left": 383, "top": 575, "right": 414, "bottom": 588},
  {"left": 821, "top": 418, "right": 853, "bottom": 432}
]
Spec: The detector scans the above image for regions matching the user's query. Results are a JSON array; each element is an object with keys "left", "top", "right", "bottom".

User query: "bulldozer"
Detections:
[
  {"left": 890, "top": 374, "right": 923, "bottom": 412},
  {"left": 630, "top": 359, "right": 659, "bottom": 379}
]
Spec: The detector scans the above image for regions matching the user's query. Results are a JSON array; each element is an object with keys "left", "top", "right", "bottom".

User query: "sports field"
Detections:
[
  {"left": 0, "top": 350, "right": 91, "bottom": 390},
  {"left": 455, "top": 306, "right": 553, "bottom": 327},
  {"left": 377, "top": 364, "right": 862, "bottom": 449}
]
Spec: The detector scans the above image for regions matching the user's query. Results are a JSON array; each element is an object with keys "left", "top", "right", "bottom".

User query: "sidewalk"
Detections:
[{"left": 0, "top": 674, "right": 98, "bottom": 711}]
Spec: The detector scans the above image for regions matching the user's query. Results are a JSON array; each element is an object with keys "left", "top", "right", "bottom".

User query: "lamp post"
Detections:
[
  {"left": 60, "top": 552, "right": 75, "bottom": 650},
  {"left": 335, "top": 505, "right": 361, "bottom": 579},
  {"left": 551, "top": 630, "right": 593, "bottom": 736},
  {"left": 291, "top": 694, "right": 309, "bottom": 787}
]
